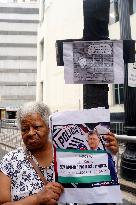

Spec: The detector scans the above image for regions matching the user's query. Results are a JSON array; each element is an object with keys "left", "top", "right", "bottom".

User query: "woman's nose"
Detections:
[{"left": 28, "top": 126, "right": 36, "bottom": 135}]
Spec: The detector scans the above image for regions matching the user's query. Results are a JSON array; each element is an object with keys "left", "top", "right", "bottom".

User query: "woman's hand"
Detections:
[
  {"left": 105, "top": 132, "right": 118, "bottom": 155},
  {"left": 36, "top": 182, "right": 64, "bottom": 205}
]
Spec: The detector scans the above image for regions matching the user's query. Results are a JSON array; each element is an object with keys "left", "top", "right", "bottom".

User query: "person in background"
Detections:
[{"left": 0, "top": 102, "right": 64, "bottom": 205}]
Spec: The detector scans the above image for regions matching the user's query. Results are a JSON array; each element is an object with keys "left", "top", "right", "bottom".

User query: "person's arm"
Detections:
[
  {"left": 2, "top": 196, "right": 38, "bottom": 205},
  {"left": 0, "top": 171, "right": 64, "bottom": 205},
  {"left": 0, "top": 171, "right": 38, "bottom": 205}
]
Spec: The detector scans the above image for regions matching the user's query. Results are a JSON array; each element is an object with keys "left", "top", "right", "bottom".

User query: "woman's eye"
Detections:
[
  {"left": 34, "top": 125, "right": 42, "bottom": 129},
  {"left": 34, "top": 125, "right": 38, "bottom": 129},
  {"left": 21, "top": 128, "right": 28, "bottom": 132}
]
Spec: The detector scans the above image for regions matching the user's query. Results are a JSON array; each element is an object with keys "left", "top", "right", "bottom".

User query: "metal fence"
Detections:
[
  {"left": 0, "top": 120, "right": 134, "bottom": 160},
  {"left": 0, "top": 119, "right": 18, "bottom": 130},
  {"left": 110, "top": 122, "right": 125, "bottom": 135},
  {"left": 0, "top": 119, "right": 22, "bottom": 157}
]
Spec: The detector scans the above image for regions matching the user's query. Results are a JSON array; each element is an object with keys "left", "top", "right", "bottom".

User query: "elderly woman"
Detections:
[
  {"left": 0, "top": 101, "right": 118, "bottom": 205},
  {"left": 0, "top": 102, "right": 64, "bottom": 205}
]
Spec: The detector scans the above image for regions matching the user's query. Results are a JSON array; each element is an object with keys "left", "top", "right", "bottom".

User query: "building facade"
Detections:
[
  {"left": 37, "top": 0, "right": 83, "bottom": 112},
  {"left": 13, "top": 0, "right": 39, "bottom": 3},
  {"left": 0, "top": 0, "right": 39, "bottom": 3},
  {"left": 0, "top": 1, "right": 39, "bottom": 119},
  {"left": 37, "top": 0, "right": 136, "bottom": 116}
]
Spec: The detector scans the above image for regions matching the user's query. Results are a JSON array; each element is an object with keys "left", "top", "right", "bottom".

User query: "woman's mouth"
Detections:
[{"left": 27, "top": 138, "right": 39, "bottom": 144}]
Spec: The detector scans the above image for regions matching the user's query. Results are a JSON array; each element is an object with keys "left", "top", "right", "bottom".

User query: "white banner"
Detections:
[
  {"left": 128, "top": 62, "right": 136, "bottom": 87},
  {"left": 50, "top": 108, "right": 122, "bottom": 203},
  {"left": 56, "top": 149, "right": 110, "bottom": 179}
]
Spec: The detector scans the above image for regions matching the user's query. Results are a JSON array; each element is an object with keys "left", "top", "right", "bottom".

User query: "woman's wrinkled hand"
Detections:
[
  {"left": 36, "top": 182, "right": 64, "bottom": 205},
  {"left": 104, "top": 132, "right": 118, "bottom": 155}
]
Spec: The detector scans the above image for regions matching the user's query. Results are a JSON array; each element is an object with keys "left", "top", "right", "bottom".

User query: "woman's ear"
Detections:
[
  {"left": 47, "top": 127, "right": 52, "bottom": 141},
  {"left": 48, "top": 127, "right": 50, "bottom": 133}
]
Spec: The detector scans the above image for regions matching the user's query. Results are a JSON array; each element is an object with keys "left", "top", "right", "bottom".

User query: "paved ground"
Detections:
[{"left": 121, "top": 192, "right": 136, "bottom": 204}]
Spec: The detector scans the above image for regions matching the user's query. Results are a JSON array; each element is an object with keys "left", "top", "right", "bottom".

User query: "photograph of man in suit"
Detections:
[{"left": 88, "top": 130, "right": 101, "bottom": 150}]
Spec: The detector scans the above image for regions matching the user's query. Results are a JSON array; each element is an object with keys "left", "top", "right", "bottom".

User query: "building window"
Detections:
[
  {"left": 41, "top": 0, "right": 45, "bottom": 22},
  {"left": 114, "top": 84, "right": 124, "bottom": 104},
  {"left": 109, "top": 0, "right": 119, "bottom": 25},
  {"left": 40, "top": 39, "right": 44, "bottom": 61},
  {"left": 40, "top": 81, "right": 43, "bottom": 101},
  {"left": 109, "top": 0, "right": 136, "bottom": 25},
  {"left": 133, "top": 0, "right": 136, "bottom": 13}
]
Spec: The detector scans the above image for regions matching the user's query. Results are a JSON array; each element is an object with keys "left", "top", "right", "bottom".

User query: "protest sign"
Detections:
[
  {"left": 63, "top": 40, "right": 124, "bottom": 84},
  {"left": 56, "top": 149, "right": 111, "bottom": 184},
  {"left": 50, "top": 108, "right": 122, "bottom": 203},
  {"left": 128, "top": 61, "right": 136, "bottom": 87}
]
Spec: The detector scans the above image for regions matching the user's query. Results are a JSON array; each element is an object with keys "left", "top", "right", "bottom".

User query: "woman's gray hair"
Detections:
[{"left": 16, "top": 101, "right": 51, "bottom": 128}]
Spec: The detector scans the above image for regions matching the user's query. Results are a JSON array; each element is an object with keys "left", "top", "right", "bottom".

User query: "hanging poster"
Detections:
[
  {"left": 63, "top": 40, "right": 124, "bottom": 84},
  {"left": 50, "top": 108, "right": 122, "bottom": 203},
  {"left": 128, "top": 61, "right": 136, "bottom": 87}
]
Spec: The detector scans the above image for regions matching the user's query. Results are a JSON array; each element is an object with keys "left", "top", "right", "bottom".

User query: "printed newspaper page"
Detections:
[
  {"left": 128, "top": 62, "right": 136, "bottom": 87},
  {"left": 50, "top": 108, "right": 122, "bottom": 203},
  {"left": 63, "top": 40, "right": 124, "bottom": 84}
]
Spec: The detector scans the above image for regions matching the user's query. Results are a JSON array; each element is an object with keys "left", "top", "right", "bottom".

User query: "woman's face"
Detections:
[{"left": 21, "top": 113, "right": 49, "bottom": 151}]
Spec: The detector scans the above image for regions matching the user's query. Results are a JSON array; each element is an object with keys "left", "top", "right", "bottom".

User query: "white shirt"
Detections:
[{"left": 0, "top": 147, "right": 54, "bottom": 201}]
